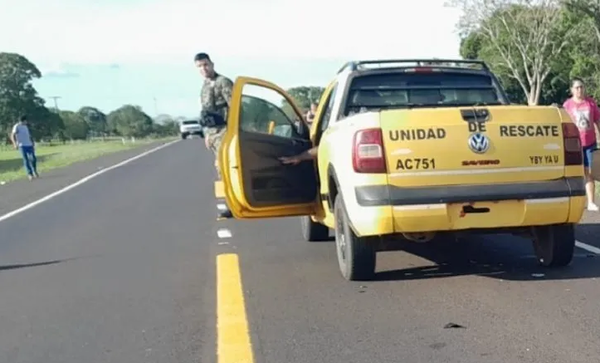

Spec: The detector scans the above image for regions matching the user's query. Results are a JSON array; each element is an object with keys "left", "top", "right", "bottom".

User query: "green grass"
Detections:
[{"left": 0, "top": 137, "right": 175, "bottom": 183}]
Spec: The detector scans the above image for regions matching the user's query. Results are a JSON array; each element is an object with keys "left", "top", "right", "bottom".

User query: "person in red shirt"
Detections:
[{"left": 563, "top": 77, "right": 600, "bottom": 211}]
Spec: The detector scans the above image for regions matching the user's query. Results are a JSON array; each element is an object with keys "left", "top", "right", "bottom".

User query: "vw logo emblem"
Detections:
[{"left": 468, "top": 133, "right": 490, "bottom": 154}]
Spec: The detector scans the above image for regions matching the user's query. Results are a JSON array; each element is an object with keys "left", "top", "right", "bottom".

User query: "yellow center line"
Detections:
[{"left": 217, "top": 253, "right": 254, "bottom": 363}]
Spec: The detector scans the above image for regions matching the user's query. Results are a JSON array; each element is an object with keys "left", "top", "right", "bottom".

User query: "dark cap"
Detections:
[{"left": 194, "top": 53, "right": 211, "bottom": 62}]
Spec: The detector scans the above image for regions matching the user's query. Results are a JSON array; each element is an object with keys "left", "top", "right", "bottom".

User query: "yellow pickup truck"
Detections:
[{"left": 217, "top": 59, "right": 587, "bottom": 281}]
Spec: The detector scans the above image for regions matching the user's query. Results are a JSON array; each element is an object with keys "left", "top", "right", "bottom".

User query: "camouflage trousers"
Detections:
[{"left": 204, "top": 126, "right": 227, "bottom": 180}]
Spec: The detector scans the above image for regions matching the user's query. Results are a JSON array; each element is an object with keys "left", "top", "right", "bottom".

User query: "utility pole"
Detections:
[
  {"left": 153, "top": 97, "right": 158, "bottom": 116},
  {"left": 49, "top": 96, "right": 61, "bottom": 112}
]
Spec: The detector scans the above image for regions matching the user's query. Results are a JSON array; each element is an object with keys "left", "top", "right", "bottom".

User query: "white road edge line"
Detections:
[
  {"left": 0, "top": 140, "right": 179, "bottom": 224},
  {"left": 575, "top": 240, "right": 600, "bottom": 255},
  {"left": 217, "top": 228, "right": 232, "bottom": 239}
]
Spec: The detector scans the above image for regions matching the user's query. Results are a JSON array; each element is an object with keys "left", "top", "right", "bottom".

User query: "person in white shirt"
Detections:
[{"left": 11, "top": 115, "right": 39, "bottom": 180}]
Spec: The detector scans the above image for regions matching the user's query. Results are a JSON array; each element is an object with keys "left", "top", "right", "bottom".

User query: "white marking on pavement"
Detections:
[
  {"left": 0, "top": 140, "right": 179, "bottom": 224},
  {"left": 218, "top": 242, "right": 230, "bottom": 245},
  {"left": 576, "top": 240, "right": 600, "bottom": 254},
  {"left": 217, "top": 229, "right": 232, "bottom": 239}
]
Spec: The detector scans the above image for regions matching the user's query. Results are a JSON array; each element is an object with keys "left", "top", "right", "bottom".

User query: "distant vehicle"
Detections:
[{"left": 180, "top": 119, "right": 203, "bottom": 139}]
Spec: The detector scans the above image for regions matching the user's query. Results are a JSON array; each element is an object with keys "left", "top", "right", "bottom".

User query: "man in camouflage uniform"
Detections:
[{"left": 195, "top": 52, "right": 234, "bottom": 180}]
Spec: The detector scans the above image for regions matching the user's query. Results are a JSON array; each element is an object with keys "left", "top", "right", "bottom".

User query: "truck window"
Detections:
[{"left": 344, "top": 71, "right": 507, "bottom": 116}]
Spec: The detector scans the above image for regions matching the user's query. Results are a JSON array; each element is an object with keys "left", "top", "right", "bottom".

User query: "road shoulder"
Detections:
[{"left": 0, "top": 139, "right": 177, "bottom": 216}]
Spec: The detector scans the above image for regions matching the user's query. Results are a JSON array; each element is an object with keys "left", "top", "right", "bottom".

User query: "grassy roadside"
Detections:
[{"left": 0, "top": 137, "right": 175, "bottom": 183}]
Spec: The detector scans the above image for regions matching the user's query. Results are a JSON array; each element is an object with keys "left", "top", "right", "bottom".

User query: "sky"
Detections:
[{"left": 0, "top": 0, "right": 463, "bottom": 119}]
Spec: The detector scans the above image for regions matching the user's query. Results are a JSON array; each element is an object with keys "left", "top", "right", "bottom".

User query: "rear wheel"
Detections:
[
  {"left": 334, "top": 195, "right": 376, "bottom": 281},
  {"left": 300, "top": 216, "right": 329, "bottom": 242},
  {"left": 531, "top": 224, "right": 575, "bottom": 267}
]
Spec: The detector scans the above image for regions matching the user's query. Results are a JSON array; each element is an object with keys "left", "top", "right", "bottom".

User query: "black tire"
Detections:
[
  {"left": 334, "top": 195, "right": 376, "bottom": 281},
  {"left": 181, "top": 133, "right": 188, "bottom": 140},
  {"left": 531, "top": 223, "right": 576, "bottom": 267},
  {"left": 300, "top": 216, "right": 330, "bottom": 242}
]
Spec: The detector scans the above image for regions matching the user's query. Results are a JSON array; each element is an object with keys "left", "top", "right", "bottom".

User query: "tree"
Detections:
[
  {"left": 151, "top": 119, "right": 179, "bottom": 137},
  {"left": 77, "top": 106, "right": 107, "bottom": 136},
  {"left": 563, "top": 0, "right": 600, "bottom": 42},
  {"left": 0, "top": 52, "right": 57, "bottom": 141},
  {"left": 286, "top": 86, "right": 325, "bottom": 110},
  {"left": 106, "top": 105, "right": 154, "bottom": 137},
  {"left": 448, "top": 0, "right": 576, "bottom": 105},
  {"left": 459, "top": 30, "right": 572, "bottom": 104},
  {"left": 59, "top": 110, "right": 89, "bottom": 140},
  {"left": 279, "top": 86, "right": 325, "bottom": 119},
  {"left": 35, "top": 108, "right": 65, "bottom": 141},
  {"left": 562, "top": 0, "right": 600, "bottom": 99}
]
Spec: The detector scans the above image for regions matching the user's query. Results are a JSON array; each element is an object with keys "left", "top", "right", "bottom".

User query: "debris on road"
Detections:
[{"left": 444, "top": 322, "right": 466, "bottom": 329}]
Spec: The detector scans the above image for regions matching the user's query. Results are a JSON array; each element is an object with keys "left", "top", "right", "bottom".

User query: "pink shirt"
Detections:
[{"left": 563, "top": 97, "right": 600, "bottom": 147}]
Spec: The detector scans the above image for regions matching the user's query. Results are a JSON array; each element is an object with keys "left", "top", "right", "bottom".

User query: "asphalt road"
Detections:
[{"left": 1, "top": 138, "right": 600, "bottom": 363}]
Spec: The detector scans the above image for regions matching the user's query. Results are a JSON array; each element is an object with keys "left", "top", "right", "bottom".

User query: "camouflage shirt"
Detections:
[{"left": 200, "top": 73, "right": 234, "bottom": 126}]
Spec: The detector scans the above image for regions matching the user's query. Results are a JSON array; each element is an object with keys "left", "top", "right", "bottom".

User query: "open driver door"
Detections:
[{"left": 218, "top": 77, "right": 319, "bottom": 219}]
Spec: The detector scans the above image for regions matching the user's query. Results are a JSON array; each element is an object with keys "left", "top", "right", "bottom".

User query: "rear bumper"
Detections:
[
  {"left": 355, "top": 177, "right": 586, "bottom": 206},
  {"left": 348, "top": 177, "right": 586, "bottom": 236}
]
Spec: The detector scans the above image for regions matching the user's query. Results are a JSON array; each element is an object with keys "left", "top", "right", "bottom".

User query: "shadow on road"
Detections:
[
  {"left": 373, "top": 232, "right": 600, "bottom": 282},
  {"left": 575, "top": 222, "right": 600, "bottom": 247},
  {"left": 0, "top": 259, "right": 63, "bottom": 271},
  {"left": 0, "top": 256, "right": 89, "bottom": 272}
]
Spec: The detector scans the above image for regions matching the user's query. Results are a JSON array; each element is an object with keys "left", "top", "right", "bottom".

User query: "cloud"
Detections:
[
  {"left": 37, "top": 62, "right": 123, "bottom": 80},
  {"left": 40, "top": 63, "right": 81, "bottom": 79},
  {"left": 43, "top": 71, "right": 80, "bottom": 79},
  {"left": 1, "top": 0, "right": 463, "bottom": 66}
]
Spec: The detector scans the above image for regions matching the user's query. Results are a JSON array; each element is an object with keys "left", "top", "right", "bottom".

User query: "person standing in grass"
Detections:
[
  {"left": 11, "top": 114, "right": 39, "bottom": 181},
  {"left": 563, "top": 78, "right": 600, "bottom": 211}
]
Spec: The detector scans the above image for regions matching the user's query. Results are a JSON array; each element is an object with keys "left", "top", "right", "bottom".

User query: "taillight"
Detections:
[
  {"left": 562, "top": 123, "right": 583, "bottom": 165},
  {"left": 352, "top": 128, "right": 387, "bottom": 173},
  {"left": 404, "top": 67, "right": 439, "bottom": 73}
]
